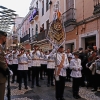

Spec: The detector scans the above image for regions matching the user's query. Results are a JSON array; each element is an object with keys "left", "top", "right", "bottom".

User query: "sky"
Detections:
[{"left": 0, "top": 0, "right": 32, "bottom": 17}]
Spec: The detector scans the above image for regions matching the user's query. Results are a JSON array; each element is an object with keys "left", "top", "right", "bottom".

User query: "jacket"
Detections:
[{"left": 0, "top": 44, "right": 8, "bottom": 83}]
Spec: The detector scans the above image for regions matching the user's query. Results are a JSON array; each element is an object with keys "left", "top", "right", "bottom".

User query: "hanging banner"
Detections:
[{"left": 47, "top": 1, "right": 65, "bottom": 47}]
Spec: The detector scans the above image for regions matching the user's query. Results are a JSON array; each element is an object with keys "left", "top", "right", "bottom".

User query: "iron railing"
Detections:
[
  {"left": 62, "top": 8, "right": 76, "bottom": 27},
  {"left": 29, "top": 29, "right": 47, "bottom": 43},
  {"left": 20, "top": 34, "right": 29, "bottom": 43},
  {"left": 93, "top": 0, "right": 100, "bottom": 14}
]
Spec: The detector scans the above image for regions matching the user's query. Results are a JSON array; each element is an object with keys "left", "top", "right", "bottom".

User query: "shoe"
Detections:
[
  {"left": 11, "top": 81, "right": 14, "bottom": 83},
  {"left": 47, "top": 84, "right": 50, "bottom": 87},
  {"left": 36, "top": 85, "right": 41, "bottom": 87},
  {"left": 60, "top": 97, "right": 66, "bottom": 100},
  {"left": 97, "top": 88, "right": 100, "bottom": 92},
  {"left": 25, "top": 87, "right": 28, "bottom": 89},
  {"left": 56, "top": 98, "right": 60, "bottom": 100},
  {"left": 77, "top": 95, "right": 81, "bottom": 98},
  {"left": 73, "top": 96, "right": 79, "bottom": 99},
  {"left": 40, "top": 78, "right": 44, "bottom": 80},
  {"left": 51, "top": 84, "right": 55, "bottom": 86},
  {"left": 31, "top": 85, "right": 34, "bottom": 88},
  {"left": 91, "top": 89, "right": 97, "bottom": 92},
  {"left": 19, "top": 87, "right": 21, "bottom": 90}
]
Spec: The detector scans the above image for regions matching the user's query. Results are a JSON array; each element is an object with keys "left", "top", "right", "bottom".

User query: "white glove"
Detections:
[{"left": 9, "top": 70, "right": 13, "bottom": 76}]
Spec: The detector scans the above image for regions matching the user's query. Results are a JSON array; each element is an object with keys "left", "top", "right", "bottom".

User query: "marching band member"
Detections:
[
  {"left": 26, "top": 50, "right": 32, "bottom": 81},
  {"left": 40, "top": 50, "right": 48, "bottom": 80},
  {"left": 40, "top": 49, "right": 45, "bottom": 80},
  {"left": 54, "top": 46, "right": 69, "bottom": 100},
  {"left": 7, "top": 50, "right": 13, "bottom": 71},
  {"left": 47, "top": 50, "right": 55, "bottom": 87},
  {"left": 31, "top": 45, "right": 41, "bottom": 88},
  {"left": 12, "top": 48, "right": 19, "bottom": 83},
  {"left": 43, "top": 51, "right": 48, "bottom": 77},
  {"left": 17, "top": 47, "right": 28, "bottom": 90},
  {"left": 5, "top": 49, "right": 10, "bottom": 66},
  {"left": 70, "top": 51, "right": 82, "bottom": 99}
]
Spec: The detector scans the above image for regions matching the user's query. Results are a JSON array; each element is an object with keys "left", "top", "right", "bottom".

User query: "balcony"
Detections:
[
  {"left": 93, "top": 0, "right": 100, "bottom": 15},
  {"left": 62, "top": 8, "right": 76, "bottom": 27},
  {"left": 29, "top": 30, "right": 47, "bottom": 43},
  {"left": 37, "top": 30, "right": 47, "bottom": 41},
  {"left": 20, "top": 34, "right": 29, "bottom": 43},
  {"left": 29, "top": 35, "right": 37, "bottom": 43},
  {"left": 29, "top": 8, "right": 39, "bottom": 22}
]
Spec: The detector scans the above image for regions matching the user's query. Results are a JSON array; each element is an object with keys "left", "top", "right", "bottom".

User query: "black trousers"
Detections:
[
  {"left": 18, "top": 70, "right": 28, "bottom": 87},
  {"left": 55, "top": 76, "right": 66, "bottom": 99},
  {"left": 72, "top": 77, "right": 81, "bottom": 96},
  {"left": 28, "top": 67, "right": 32, "bottom": 81},
  {"left": 92, "top": 74, "right": 100, "bottom": 90},
  {"left": 8, "top": 64, "right": 12, "bottom": 70},
  {"left": 12, "top": 64, "right": 18, "bottom": 82},
  {"left": 40, "top": 64, "right": 44, "bottom": 79},
  {"left": 66, "top": 68, "right": 71, "bottom": 80},
  {"left": 47, "top": 69, "right": 54, "bottom": 84},
  {"left": 32, "top": 66, "right": 40, "bottom": 86}
]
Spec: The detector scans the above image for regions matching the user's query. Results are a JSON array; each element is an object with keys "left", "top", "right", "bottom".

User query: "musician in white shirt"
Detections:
[
  {"left": 31, "top": 45, "right": 41, "bottom": 88},
  {"left": 12, "top": 48, "right": 19, "bottom": 83},
  {"left": 54, "top": 46, "right": 69, "bottom": 100},
  {"left": 26, "top": 50, "right": 32, "bottom": 81},
  {"left": 17, "top": 48, "right": 28, "bottom": 90},
  {"left": 70, "top": 51, "right": 82, "bottom": 99},
  {"left": 47, "top": 50, "right": 55, "bottom": 87},
  {"left": 40, "top": 49, "right": 45, "bottom": 80}
]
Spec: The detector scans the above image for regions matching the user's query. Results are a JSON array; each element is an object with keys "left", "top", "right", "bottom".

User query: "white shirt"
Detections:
[
  {"left": 31, "top": 50, "right": 41, "bottom": 67},
  {"left": 27, "top": 54, "right": 32, "bottom": 67},
  {"left": 12, "top": 51, "right": 19, "bottom": 64},
  {"left": 47, "top": 55, "right": 55, "bottom": 69},
  {"left": 54, "top": 52, "right": 69, "bottom": 77},
  {"left": 70, "top": 58, "right": 82, "bottom": 78},
  {"left": 8, "top": 53, "right": 13, "bottom": 65},
  {"left": 18, "top": 53, "right": 28, "bottom": 70}
]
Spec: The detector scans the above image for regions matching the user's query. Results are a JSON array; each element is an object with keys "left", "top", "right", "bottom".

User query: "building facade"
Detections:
[
  {"left": 29, "top": 0, "right": 66, "bottom": 51},
  {"left": 8, "top": 0, "right": 100, "bottom": 51},
  {"left": 63, "top": 0, "right": 100, "bottom": 51},
  {"left": 16, "top": 12, "right": 31, "bottom": 50},
  {"left": 6, "top": 17, "right": 24, "bottom": 49}
]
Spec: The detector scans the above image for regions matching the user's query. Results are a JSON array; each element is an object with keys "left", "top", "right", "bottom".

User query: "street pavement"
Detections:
[{"left": 4, "top": 77, "right": 100, "bottom": 100}]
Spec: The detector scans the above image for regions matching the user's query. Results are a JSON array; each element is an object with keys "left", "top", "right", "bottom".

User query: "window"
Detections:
[
  {"left": 46, "top": 0, "right": 49, "bottom": 11},
  {"left": 36, "top": 24, "right": 38, "bottom": 35},
  {"left": 46, "top": 20, "right": 49, "bottom": 31},
  {"left": 66, "top": 0, "right": 74, "bottom": 10},
  {"left": 36, "top": 1, "right": 38, "bottom": 9},
  {"left": 40, "top": 24, "right": 44, "bottom": 32},
  {"left": 26, "top": 30, "right": 27, "bottom": 35},
  {"left": 32, "top": 28, "right": 34, "bottom": 36},
  {"left": 42, "top": 0, "right": 44, "bottom": 16},
  {"left": 29, "top": 28, "right": 30, "bottom": 36}
]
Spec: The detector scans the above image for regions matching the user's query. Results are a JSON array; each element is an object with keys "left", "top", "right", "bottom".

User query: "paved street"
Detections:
[{"left": 4, "top": 77, "right": 100, "bottom": 100}]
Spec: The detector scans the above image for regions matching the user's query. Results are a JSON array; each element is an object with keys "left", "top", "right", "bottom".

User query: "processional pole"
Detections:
[{"left": 47, "top": 1, "right": 66, "bottom": 81}]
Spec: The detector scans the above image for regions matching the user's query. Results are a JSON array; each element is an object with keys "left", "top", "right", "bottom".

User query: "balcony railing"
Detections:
[
  {"left": 20, "top": 34, "right": 29, "bottom": 43},
  {"left": 29, "top": 35, "right": 37, "bottom": 43},
  {"left": 62, "top": 8, "right": 76, "bottom": 27},
  {"left": 29, "top": 8, "right": 39, "bottom": 22},
  {"left": 37, "top": 30, "right": 47, "bottom": 41},
  {"left": 29, "top": 29, "right": 47, "bottom": 43},
  {"left": 93, "top": 0, "right": 100, "bottom": 14}
]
